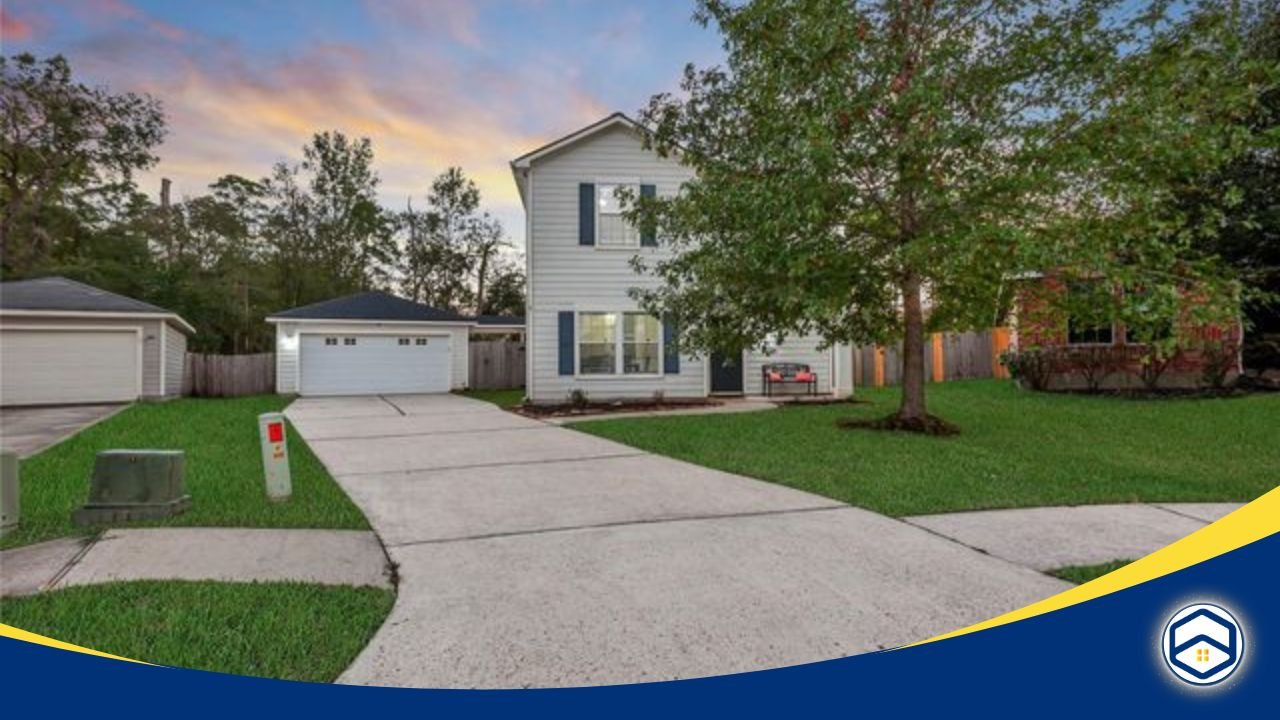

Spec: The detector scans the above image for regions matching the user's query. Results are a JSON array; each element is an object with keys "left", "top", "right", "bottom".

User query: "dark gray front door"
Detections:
[{"left": 710, "top": 351, "right": 744, "bottom": 394}]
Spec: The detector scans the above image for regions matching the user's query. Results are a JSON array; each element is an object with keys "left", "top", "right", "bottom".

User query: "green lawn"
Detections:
[
  {"left": 2, "top": 395, "right": 368, "bottom": 550},
  {"left": 459, "top": 387, "right": 525, "bottom": 409},
  {"left": 573, "top": 380, "right": 1280, "bottom": 516},
  {"left": 1051, "top": 560, "right": 1133, "bottom": 585},
  {"left": 0, "top": 580, "right": 394, "bottom": 682}
]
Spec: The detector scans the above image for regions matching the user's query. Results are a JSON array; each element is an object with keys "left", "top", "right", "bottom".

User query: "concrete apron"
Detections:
[{"left": 287, "top": 394, "right": 1068, "bottom": 689}]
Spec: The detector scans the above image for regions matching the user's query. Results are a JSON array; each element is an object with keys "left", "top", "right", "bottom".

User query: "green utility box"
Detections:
[{"left": 72, "top": 450, "right": 191, "bottom": 526}]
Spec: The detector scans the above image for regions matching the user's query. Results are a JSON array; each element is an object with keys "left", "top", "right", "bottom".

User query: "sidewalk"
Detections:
[
  {"left": 904, "top": 502, "right": 1242, "bottom": 571},
  {"left": 0, "top": 528, "right": 392, "bottom": 597}
]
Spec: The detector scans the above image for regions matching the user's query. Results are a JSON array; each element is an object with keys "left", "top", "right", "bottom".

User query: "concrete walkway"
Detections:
[
  {"left": 287, "top": 394, "right": 1069, "bottom": 689},
  {"left": 904, "top": 502, "right": 1242, "bottom": 571},
  {"left": 0, "top": 528, "right": 391, "bottom": 597}
]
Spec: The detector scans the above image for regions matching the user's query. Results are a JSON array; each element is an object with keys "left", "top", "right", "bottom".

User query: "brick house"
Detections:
[{"left": 1011, "top": 274, "right": 1242, "bottom": 390}]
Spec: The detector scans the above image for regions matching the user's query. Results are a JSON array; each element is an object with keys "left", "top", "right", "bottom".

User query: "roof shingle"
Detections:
[
  {"left": 0, "top": 276, "right": 172, "bottom": 314},
  {"left": 268, "top": 291, "right": 471, "bottom": 323}
]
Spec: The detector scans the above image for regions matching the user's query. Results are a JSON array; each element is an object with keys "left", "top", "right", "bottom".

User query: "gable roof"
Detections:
[
  {"left": 510, "top": 113, "right": 654, "bottom": 208},
  {"left": 510, "top": 112, "right": 643, "bottom": 169},
  {"left": 266, "top": 291, "right": 471, "bottom": 323},
  {"left": 0, "top": 276, "right": 195, "bottom": 333}
]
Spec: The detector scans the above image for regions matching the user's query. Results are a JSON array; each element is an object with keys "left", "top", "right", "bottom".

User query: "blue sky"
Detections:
[{"left": 2, "top": 0, "right": 726, "bottom": 249}]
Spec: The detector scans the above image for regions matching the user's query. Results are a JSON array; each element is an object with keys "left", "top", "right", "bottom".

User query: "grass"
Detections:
[
  {"left": 2, "top": 395, "right": 368, "bottom": 550},
  {"left": 0, "top": 580, "right": 394, "bottom": 682},
  {"left": 459, "top": 387, "right": 525, "bottom": 409},
  {"left": 573, "top": 380, "right": 1280, "bottom": 516},
  {"left": 1051, "top": 560, "right": 1133, "bottom": 585}
]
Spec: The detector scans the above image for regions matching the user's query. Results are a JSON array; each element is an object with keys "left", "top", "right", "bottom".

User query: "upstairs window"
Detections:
[{"left": 596, "top": 184, "right": 638, "bottom": 248}]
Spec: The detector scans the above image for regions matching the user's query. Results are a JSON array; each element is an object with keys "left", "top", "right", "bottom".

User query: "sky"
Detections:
[{"left": 0, "top": 0, "right": 726, "bottom": 251}]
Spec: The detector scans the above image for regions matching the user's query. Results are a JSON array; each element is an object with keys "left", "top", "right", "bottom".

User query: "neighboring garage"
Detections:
[
  {"left": 267, "top": 291, "right": 477, "bottom": 396},
  {"left": 0, "top": 276, "right": 194, "bottom": 406}
]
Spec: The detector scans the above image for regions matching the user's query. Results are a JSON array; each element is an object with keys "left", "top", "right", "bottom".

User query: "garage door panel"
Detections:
[
  {"left": 1, "top": 329, "right": 139, "bottom": 406},
  {"left": 300, "top": 334, "right": 451, "bottom": 396}
]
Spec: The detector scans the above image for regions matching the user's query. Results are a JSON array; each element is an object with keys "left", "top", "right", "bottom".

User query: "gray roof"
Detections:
[
  {"left": 0, "top": 276, "right": 171, "bottom": 314},
  {"left": 475, "top": 314, "right": 524, "bottom": 326},
  {"left": 269, "top": 291, "right": 471, "bottom": 323}
]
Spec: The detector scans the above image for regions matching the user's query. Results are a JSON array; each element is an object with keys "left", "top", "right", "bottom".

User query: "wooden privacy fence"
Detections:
[
  {"left": 184, "top": 352, "right": 276, "bottom": 397},
  {"left": 854, "top": 328, "right": 1011, "bottom": 388},
  {"left": 469, "top": 338, "right": 526, "bottom": 390}
]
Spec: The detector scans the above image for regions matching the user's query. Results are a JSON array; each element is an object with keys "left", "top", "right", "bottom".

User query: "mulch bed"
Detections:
[{"left": 514, "top": 398, "right": 722, "bottom": 418}]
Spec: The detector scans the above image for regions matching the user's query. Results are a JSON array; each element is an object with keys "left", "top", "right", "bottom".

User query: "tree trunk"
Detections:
[{"left": 898, "top": 274, "right": 928, "bottom": 421}]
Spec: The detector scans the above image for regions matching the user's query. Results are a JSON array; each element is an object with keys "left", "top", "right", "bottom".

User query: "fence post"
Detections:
[
  {"left": 931, "top": 332, "right": 944, "bottom": 382},
  {"left": 991, "top": 327, "right": 1011, "bottom": 379},
  {"left": 873, "top": 347, "right": 885, "bottom": 388}
]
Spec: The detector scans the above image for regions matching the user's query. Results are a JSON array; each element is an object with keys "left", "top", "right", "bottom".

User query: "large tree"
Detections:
[
  {"left": 401, "top": 166, "right": 510, "bottom": 312},
  {"left": 262, "top": 132, "right": 398, "bottom": 309},
  {"left": 0, "top": 53, "right": 165, "bottom": 276},
  {"left": 630, "top": 0, "right": 1268, "bottom": 430}
]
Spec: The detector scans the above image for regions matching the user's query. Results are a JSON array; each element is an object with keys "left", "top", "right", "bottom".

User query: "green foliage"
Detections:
[
  {"left": 573, "top": 379, "right": 1280, "bottom": 516},
  {"left": 0, "top": 581, "right": 394, "bottom": 682},
  {"left": 3, "top": 54, "right": 525, "bottom": 352},
  {"left": 627, "top": 0, "right": 1273, "bottom": 419},
  {"left": 401, "top": 166, "right": 514, "bottom": 313},
  {"left": 0, "top": 395, "right": 369, "bottom": 550},
  {"left": 999, "top": 348, "right": 1056, "bottom": 391},
  {"left": 1, "top": 53, "right": 166, "bottom": 276}
]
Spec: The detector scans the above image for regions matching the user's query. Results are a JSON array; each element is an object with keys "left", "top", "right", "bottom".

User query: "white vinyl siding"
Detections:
[
  {"left": 274, "top": 321, "right": 470, "bottom": 394},
  {"left": 526, "top": 125, "right": 707, "bottom": 402},
  {"left": 162, "top": 321, "right": 187, "bottom": 396}
]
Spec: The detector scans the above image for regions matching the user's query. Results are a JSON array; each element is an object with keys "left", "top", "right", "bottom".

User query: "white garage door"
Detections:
[
  {"left": 300, "top": 334, "right": 451, "bottom": 396},
  {"left": 0, "top": 328, "right": 140, "bottom": 406}
]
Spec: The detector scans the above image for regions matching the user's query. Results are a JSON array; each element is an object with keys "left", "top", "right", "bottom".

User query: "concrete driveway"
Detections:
[
  {"left": 287, "top": 394, "right": 1067, "bottom": 689},
  {"left": 0, "top": 404, "right": 126, "bottom": 457}
]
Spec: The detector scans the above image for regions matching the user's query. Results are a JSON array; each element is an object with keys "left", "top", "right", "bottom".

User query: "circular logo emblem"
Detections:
[{"left": 1161, "top": 603, "right": 1244, "bottom": 686}]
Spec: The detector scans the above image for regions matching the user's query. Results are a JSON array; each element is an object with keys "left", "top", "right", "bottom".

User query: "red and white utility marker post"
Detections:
[{"left": 258, "top": 412, "right": 292, "bottom": 501}]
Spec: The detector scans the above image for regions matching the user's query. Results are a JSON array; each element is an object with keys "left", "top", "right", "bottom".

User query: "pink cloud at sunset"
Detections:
[{"left": 3, "top": 0, "right": 722, "bottom": 248}]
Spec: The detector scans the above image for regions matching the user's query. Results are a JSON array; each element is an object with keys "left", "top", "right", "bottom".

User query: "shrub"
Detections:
[
  {"left": 1000, "top": 348, "right": 1057, "bottom": 391},
  {"left": 568, "top": 389, "right": 590, "bottom": 408},
  {"left": 1199, "top": 339, "right": 1240, "bottom": 389},
  {"left": 1065, "top": 346, "right": 1124, "bottom": 392}
]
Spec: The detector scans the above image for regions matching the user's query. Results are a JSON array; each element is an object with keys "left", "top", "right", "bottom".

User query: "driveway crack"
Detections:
[
  {"left": 385, "top": 504, "right": 850, "bottom": 549},
  {"left": 378, "top": 395, "right": 407, "bottom": 416}
]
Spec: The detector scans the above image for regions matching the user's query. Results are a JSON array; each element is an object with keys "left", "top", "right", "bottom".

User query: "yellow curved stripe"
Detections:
[
  {"left": 0, "top": 623, "right": 145, "bottom": 664},
  {"left": 911, "top": 484, "right": 1280, "bottom": 647}
]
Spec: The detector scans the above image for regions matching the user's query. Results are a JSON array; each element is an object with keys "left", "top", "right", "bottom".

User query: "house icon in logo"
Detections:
[{"left": 1162, "top": 603, "right": 1244, "bottom": 686}]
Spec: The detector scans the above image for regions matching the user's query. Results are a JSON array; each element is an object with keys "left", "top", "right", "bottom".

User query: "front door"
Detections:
[{"left": 710, "top": 351, "right": 744, "bottom": 394}]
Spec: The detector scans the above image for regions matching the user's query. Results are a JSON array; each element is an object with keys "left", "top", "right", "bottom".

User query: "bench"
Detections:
[{"left": 762, "top": 363, "right": 818, "bottom": 397}]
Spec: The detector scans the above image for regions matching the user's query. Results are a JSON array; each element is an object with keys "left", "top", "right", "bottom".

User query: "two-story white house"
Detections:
[{"left": 512, "top": 113, "right": 852, "bottom": 404}]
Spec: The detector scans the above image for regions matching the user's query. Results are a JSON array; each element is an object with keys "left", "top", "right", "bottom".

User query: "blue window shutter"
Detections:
[
  {"left": 640, "top": 184, "right": 657, "bottom": 247},
  {"left": 558, "top": 311, "right": 575, "bottom": 375},
  {"left": 662, "top": 316, "right": 679, "bottom": 374},
  {"left": 579, "top": 183, "right": 595, "bottom": 246}
]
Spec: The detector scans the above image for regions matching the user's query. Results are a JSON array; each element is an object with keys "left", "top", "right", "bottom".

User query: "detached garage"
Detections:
[
  {"left": 0, "top": 277, "right": 194, "bottom": 406},
  {"left": 267, "top": 291, "right": 475, "bottom": 396}
]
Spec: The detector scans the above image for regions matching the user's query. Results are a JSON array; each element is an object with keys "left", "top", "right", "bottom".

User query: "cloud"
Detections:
[
  {"left": 58, "top": 0, "right": 188, "bottom": 42},
  {"left": 1, "top": 7, "right": 35, "bottom": 41}
]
